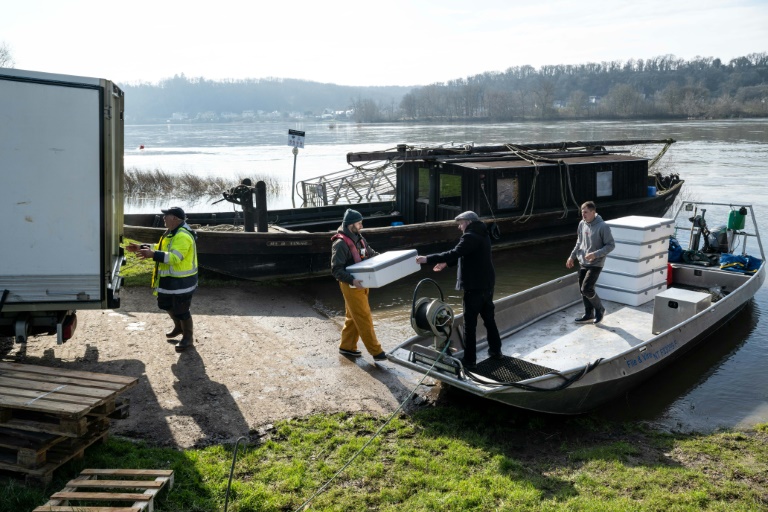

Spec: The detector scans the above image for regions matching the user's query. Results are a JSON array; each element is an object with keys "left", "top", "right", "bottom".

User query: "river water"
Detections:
[{"left": 125, "top": 119, "right": 768, "bottom": 432}]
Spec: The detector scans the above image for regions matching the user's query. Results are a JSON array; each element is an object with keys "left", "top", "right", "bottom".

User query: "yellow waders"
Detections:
[{"left": 338, "top": 282, "right": 383, "bottom": 355}]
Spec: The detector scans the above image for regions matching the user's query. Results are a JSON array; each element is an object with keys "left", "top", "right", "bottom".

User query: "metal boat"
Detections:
[{"left": 386, "top": 201, "right": 764, "bottom": 414}]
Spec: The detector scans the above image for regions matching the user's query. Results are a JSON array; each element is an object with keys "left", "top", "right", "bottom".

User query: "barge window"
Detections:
[
  {"left": 497, "top": 177, "right": 519, "bottom": 209},
  {"left": 418, "top": 168, "right": 429, "bottom": 199},
  {"left": 596, "top": 171, "right": 613, "bottom": 197},
  {"left": 439, "top": 174, "right": 461, "bottom": 206}
]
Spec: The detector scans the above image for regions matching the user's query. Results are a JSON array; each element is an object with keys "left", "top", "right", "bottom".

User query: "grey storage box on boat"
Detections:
[
  {"left": 347, "top": 249, "right": 420, "bottom": 288},
  {"left": 652, "top": 288, "right": 712, "bottom": 334}
]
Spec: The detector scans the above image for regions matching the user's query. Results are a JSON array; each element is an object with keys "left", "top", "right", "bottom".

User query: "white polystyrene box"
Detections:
[
  {"left": 595, "top": 282, "right": 667, "bottom": 306},
  {"left": 347, "top": 249, "right": 420, "bottom": 288},
  {"left": 604, "top": 251, "right": 668, "bottom": 275},
  {"left": 606, "top": 216, "right": 675, "bottom": 243},
  {"left": 599, "top": 266, "right": 667, "bottom": 292},
  {"left": 611, "top": 237, "right": 670, "bottom": 259}
]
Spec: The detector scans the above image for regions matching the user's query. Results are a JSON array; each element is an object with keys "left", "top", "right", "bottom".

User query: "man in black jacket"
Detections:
[{"left": 416, "top": 211, "right": 502, "bottom": 369}]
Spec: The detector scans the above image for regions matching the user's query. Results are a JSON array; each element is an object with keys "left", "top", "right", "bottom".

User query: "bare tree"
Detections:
[
  {"left": 602, "top": 84, "right": 644, "bottom": 117},
  {"left": 567, "top": 90, "right": 589, "bottom": 118},
  {"left": 0, "top": 41, "right": 14, "bottom": 68}
]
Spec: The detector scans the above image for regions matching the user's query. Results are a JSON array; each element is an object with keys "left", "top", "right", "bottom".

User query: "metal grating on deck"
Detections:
[{"left": 473, "top": 355, "right": 556, "bottom": 383}]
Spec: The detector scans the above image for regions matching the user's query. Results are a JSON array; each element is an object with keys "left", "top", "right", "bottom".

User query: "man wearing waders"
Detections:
[
  {"left": 566, "top": 201, "right": 615, "bottom": 324},
  {"left": 331, "top": 209, "right": 387, "bottom": 362}
]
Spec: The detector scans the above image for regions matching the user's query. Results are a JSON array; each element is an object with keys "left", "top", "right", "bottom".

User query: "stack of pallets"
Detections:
[
  {"left": 33, "top": 468, "right": 174, "bottom": 512},
  {"left": 0, "top": 362, "right": 137, "bottom": 485}
]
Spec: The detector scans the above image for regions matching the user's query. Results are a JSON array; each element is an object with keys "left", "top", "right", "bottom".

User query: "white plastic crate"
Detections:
[
  {"left": 611, "top": 236, "right": 670, "bottom": 259},
  {"left": 599, "top": 266, "right": 667, "bottom": 292},
  {"left": 606, "top": 216, "right": 675, "bottom": 243},
  {"left": 596, "top": 282, "right": 667, "bottom": 306},
  {"left": 347, "top": 249, "right": 420, "bottom": 288},
  {"left": 604, "top": 251, "right": 668, "bottom": 275}
]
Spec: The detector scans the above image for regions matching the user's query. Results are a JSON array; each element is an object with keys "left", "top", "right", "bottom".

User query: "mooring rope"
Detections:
[{"left": 647, "top": 140, "right": 673, "bottom": 169}]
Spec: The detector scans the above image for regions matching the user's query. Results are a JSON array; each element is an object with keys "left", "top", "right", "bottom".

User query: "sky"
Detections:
[{"left": 2, "top": 0, "right": 767, "bottom": 87}]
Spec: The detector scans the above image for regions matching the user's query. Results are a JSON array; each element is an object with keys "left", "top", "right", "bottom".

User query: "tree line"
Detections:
[
  {"left": 122, "top": 53, "right": 768, "bottom": 122},
  {"left": 394, "top": 53, "right": 768, "bottom": 122},
  {"left": 2, "top": 42, "right": 765, "bottom": 123},
  {"left": 120, "top": 75, "right": 410, "bottom": 124}
]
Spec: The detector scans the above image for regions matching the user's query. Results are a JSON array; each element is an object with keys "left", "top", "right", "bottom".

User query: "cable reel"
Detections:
[{"left": 411, "top": 278, "right": 454, "bottom": 350}]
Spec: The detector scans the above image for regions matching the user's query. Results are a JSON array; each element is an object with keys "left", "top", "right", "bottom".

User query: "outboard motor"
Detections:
[
  {"left": 707, "top": 225, "right": 729, "bottom": 253},
  {"left": 689, "top": 209, "right": 709, "bottom": 252}
]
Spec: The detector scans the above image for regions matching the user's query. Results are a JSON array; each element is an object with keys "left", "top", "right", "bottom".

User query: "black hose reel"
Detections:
[{"left": 411, "top": 279, "right": 454, "bottom": 350}]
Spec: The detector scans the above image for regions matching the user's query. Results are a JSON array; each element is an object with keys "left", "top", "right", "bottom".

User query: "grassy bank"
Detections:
[
  {"left": 6, "top": 242, "right": 766, "bottom": 511},
  {"left": 4, "top": 406, "right": 766, "bottom": 511}
]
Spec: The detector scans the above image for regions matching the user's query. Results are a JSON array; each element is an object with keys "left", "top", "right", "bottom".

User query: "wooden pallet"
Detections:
[
  {"left": 0, "top": 419, "right": 109, "bottom": 469},
  {"left": 33, "top": 468, "right": 174, "bottom": 512},
  {"left": 0, "top": 426, "right": 109, "bottom": 485},
  {"left": 0, "top": 362, "right": 137, "bottom": 437}
]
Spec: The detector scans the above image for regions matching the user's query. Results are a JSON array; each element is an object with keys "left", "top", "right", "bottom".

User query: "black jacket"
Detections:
[{"left": 425, "top": 220, "right": 495, "bottom": 291}]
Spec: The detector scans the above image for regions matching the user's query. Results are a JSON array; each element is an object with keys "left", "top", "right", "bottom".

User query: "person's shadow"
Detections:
[{"left": 171, "top": 348, "right": 253, "bottom": 447}]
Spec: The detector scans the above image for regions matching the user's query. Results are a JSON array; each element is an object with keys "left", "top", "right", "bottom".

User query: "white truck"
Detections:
[{"left": 0, "top": 68, "right": 124, "bottom": 345}]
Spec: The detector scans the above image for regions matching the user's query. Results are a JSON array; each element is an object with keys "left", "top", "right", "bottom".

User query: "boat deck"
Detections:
[{"left": 491, "top": 300, "right": 657, "bottom": 372}]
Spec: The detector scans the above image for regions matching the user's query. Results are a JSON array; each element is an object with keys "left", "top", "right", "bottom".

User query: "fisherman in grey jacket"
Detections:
[{"left": 566, "top": 201, "right": 615, "bottom": 324}]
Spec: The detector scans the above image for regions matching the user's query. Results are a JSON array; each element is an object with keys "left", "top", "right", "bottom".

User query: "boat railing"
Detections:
[
  {"left": 298, "top": 162, "right": 397, "bottom": 207},
  {"left": 672, "top": 201, "right": 764, "bottom": 260}
]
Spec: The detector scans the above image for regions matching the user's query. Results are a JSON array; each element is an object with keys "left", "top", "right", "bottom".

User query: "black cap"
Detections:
[
  {"left": 342, "top": 208, "right": 364, "bottom": 226},
  {"left": 161, "top": 206, "right": 186, "bottom": 220}
]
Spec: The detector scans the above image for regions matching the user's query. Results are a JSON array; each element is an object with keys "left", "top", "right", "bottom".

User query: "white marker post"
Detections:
[{"left": 288, "top": 129, "right": 305, "bottom": 208}]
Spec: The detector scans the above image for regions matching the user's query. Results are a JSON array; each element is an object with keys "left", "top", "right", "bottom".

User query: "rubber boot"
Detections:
[
  {"left": 587, "top": 294, "right": 606, "bottom": 324},
  {"left": 166, "top": 313, "right": 183, "bottom": 341},
  {"left": 575, "top": 297, "right": 594, "bottom": 323},
  {"left": 175, "top": 317, "right": 194, "bottom": 352}
]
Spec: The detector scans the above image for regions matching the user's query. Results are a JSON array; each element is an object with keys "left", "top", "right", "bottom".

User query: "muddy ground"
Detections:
[{"left": 7, "top": 286, "right": 439, "bottom": 449}]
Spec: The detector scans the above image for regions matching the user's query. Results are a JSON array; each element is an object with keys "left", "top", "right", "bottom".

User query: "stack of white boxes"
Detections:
[{"left": 596, "top": 216, "right": 675, "bottom": 306}]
